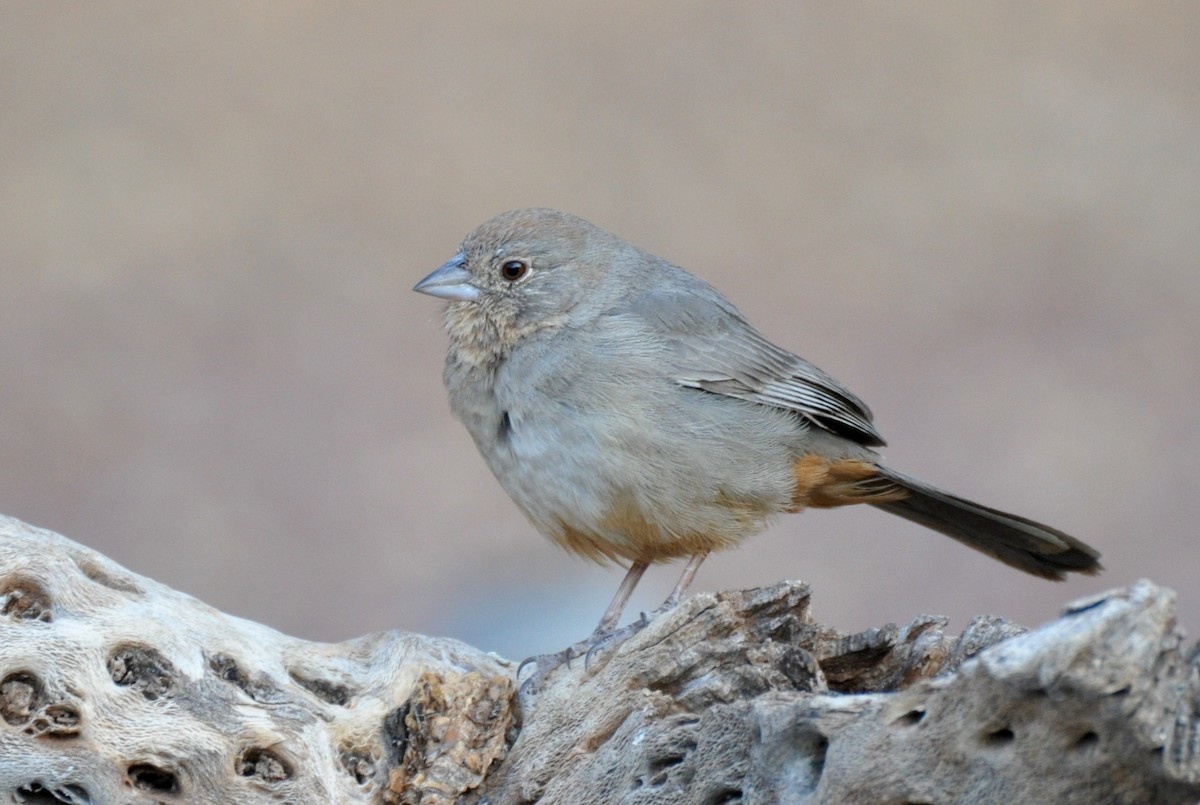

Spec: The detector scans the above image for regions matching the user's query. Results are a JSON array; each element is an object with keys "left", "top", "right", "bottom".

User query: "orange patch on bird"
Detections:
[
  {"left": 789, "top": 455, "right": 909, "bottom": 511},
  {"left": 552, "top": 521, "right": 627, "bottom": 564},
  {"left": 551, "top": 492, "right": 737, "bottom": 565}
]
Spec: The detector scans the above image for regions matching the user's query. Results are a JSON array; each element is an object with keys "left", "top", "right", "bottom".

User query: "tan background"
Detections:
[{"left": 1, "top": 3, "right": 1197, "bottom": 658}]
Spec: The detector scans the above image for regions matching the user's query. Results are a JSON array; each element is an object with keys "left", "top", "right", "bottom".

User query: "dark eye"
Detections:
[{"left": 499, "top": 259, "right": 528, "bottom": 281}]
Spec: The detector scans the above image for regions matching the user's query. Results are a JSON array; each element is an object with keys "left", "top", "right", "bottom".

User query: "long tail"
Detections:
[{"left": 871, "top": 465, "right": 1102, "bottom": 580}]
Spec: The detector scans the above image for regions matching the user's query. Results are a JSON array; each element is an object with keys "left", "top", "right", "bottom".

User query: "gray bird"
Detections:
[{"left": 414, "top": 208, "right": 1101, "bottom": 648}]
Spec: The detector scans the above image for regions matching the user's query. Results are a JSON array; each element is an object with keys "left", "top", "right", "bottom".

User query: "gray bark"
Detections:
[{"left": 0, "top": 514, "right": 1196, "bottom": 804}]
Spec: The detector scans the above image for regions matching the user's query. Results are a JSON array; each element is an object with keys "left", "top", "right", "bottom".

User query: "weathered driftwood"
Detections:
[{"left": 0, "top": 514, "right": 1197, "bottom": 804}]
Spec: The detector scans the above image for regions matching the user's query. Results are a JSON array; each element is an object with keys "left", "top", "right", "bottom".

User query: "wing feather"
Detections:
[{"left": 623, "top": 287, "right": 885, "bottom": 447}]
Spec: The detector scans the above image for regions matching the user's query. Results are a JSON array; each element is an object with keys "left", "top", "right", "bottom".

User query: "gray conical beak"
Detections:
[{"left": 413, "top": 253, "right": 480, "bottom": 302}]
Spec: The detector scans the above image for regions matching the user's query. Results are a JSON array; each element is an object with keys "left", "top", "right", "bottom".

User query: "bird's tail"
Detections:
[{"left": 871, "top": 465, "right": 1102, "bottom": 580}]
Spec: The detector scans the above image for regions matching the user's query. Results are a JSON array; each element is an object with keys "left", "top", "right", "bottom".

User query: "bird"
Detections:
[{"left": 414, "top": 208, "right": 1101, "bottom": 657}]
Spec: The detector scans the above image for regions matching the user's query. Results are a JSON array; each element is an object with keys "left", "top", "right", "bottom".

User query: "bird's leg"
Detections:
[
  {"left": 621, "top": 550, "right": 708, "bottom": 630},
  {"left": 521, "top": 554, "right": 711, "bottom": 689},
  {"left": 517, "top": 560, "right": 649, "bottom": 692},
  {"left": 583, "top": 551, "right": 709, "bottom": 669},
  {"left": 660, "top": 551, "right": 706, "bottom": 610},
  {"left": 589, "top": 559, "right": 649, "bottom": 639}
]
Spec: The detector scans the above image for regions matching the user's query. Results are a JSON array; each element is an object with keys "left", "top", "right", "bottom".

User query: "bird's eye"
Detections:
[{"left": 499, "top": 259, "right": 529, "bottom": 281}]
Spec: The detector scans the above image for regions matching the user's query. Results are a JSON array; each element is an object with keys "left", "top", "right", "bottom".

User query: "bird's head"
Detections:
[{"left": 415, "top": 208, "right": 622, "bottom": 365}]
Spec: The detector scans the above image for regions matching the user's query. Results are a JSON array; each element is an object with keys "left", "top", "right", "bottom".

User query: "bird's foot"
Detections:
[
  {"left": 582, "top": 614, "right": 649, "bottom": 670},
  {"left": 516, "top": 617, "right": 648, "bottom": 694},
  {"left": 583, "top": 597, "right": 688, "bottom": 669},
  {"left": 516, "top": 640, "right": 590, "bottom": 695},
  {"left": 518, "top": 596, "right": 688, "bottom": 694}
]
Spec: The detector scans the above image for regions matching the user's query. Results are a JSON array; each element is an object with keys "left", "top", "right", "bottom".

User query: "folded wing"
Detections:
[{"left": 624, "top": 287, "right": 886, "bottom": 447}]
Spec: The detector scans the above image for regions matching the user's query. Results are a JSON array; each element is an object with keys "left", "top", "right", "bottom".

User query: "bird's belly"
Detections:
[{"left": 485, "top": 396, "right": 800, "bottom": 564}]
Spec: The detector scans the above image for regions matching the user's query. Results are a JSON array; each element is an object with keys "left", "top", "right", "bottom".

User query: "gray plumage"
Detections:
[{"left": 415, "top": 209, "right": 1101, "bottom": 599}]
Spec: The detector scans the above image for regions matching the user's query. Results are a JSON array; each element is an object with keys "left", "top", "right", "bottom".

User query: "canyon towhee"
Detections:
[{"left": 415, "top": 208, "right": 1101, "bottom": 641}]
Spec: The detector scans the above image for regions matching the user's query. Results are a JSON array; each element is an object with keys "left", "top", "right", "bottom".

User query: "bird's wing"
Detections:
[{"left": 623, "top": 287, "right": 886, "bottom": 447}]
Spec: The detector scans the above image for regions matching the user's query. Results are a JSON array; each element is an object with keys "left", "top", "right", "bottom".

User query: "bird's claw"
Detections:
[
  {"left": 517, "top": 601, "right": 684, "bottom": 694},
  {"left": 516, "top": 642, "right": 586, "bottom": 695},
  {"left": 583, "top": 611, "right": 652, "bottom": 670}
]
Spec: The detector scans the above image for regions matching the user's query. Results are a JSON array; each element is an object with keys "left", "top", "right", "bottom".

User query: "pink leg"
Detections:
[
  {"left": 661, "top": 552, "right": 707, "bottom": 609},
  {"left": 592, "top": 560, "right": 649, "bottom": 636}
]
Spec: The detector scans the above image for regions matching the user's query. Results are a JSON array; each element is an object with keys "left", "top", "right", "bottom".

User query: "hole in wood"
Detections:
[
  {"left": 71, "top": 556, "right": 142, "bottom": 594},
  {"left": 705, "top": 787, "right": 743, "bottom": 804},
  {"left": 27, "top": 703, "right": 81, "bottom": 738},
  {"left": 207, "top": 652, "right": 281, "bottom": 703},
  {"left": 288, "top": 667, "right": 352, "bottom": 706},
  {"left": 983, "top": 727, "right": 1015, "bottom": 746},
  {"left": 384, "top": 703, "right": 411, "bottom": 763},
  {"left": 813, "top": 736, "right": 829, "bottom": 777},
  {"left": 1074, "top": 731, "right": 1099, "bottom": 750},
  {"left": 108, "top": 645, "right": 177, "bottom": 700},
  {"left": 639, "top": 733, "right": 699, "bottom": 789},
  {"left": 646, "top": 751, "right": 688, "bottom": 787},
  {"left": 1, "top": 577, "right": 52, "bottom": 622},
  {"left": 649, "top": 751, "right": 687, "bottom": 773},
  {"left": 128, "top": 763, "right": 180, "bottom": 794},
  {"left": 237, "top": 747, "right": 292, "bottom": 783},
  {"left": 0, "top": 671, "right": 45, "bottom": 726},
  {"left": 893, "top": 709, "right": 925, "bottom": 727},
  {"left": 14, "top": 781, "right": 92, "bottom": 803}
]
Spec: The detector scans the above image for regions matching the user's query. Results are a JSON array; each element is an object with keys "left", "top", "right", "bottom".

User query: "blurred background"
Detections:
[{"left": 1, "top": 3, "right": 1197, "bottom": 659}]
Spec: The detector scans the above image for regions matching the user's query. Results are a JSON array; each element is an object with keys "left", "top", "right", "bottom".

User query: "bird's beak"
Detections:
[{"left": 413, "top": 253, "right": 480, "bottom": 302}]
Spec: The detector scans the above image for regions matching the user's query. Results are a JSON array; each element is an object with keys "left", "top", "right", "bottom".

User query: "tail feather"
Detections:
[{"left": 871, "top": 466, "right": 1102, "bottom": 580}]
